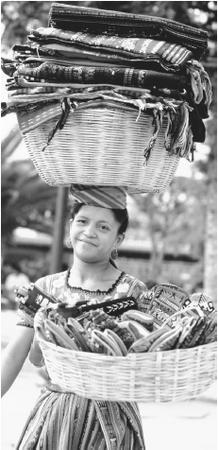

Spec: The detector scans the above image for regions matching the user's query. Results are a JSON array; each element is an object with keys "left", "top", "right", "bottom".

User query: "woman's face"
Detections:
[{"left": 69, "top": 205, "right": 124, "bottom": 263}]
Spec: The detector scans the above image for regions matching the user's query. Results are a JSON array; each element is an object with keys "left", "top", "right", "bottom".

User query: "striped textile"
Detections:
[
  {"left": 48, "top": 3, "right": 208, "bottom": 59},
  {"left": 16, "top": 389, "right": 145, "bottom": 449},
  {"left": 70, "top": 185, "right": 127, "bottom": 210},
  {"left": 29, "top": 28, "right": 193, "bottom": 70}
]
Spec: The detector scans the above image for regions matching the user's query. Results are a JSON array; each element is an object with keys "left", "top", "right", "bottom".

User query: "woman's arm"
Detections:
[
  {"left": 1, "top": 326, "right": 34, "bottom": 397},
  {"left": 29, "top": 336, "right": 44, "bottom": 367}
]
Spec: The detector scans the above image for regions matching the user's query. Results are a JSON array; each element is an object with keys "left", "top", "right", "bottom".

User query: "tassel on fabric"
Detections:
[
  {"left": 169, "top": 102, "right": 194, "bottom": 159},
  {"left": 143, "top": 107, "right": 163, "bottom": 164},
  {"left": 163, "top": 109, "right": 174, "bottom": 151},
  {"left": 135, "top": 99, "right": 148, "bottom": 122},
  {"left": 186, "top": 60, "right": 212, "bottom": 109},
  {"left": 200, "top": 67, "right": 212, "bottom": 110},
  {"left": 189, "top": 66, "right": 203, "bottom": 104},
  {"left": 186, "top": 133, "right": 196, "bottom": 162},
  {"left": 42, "top": 97, "right": 71, "bottom": 152}
]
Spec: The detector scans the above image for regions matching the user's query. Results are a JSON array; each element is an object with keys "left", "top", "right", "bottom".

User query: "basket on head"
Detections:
[
  {"left": 38, "top": 338, "right": 217, "bottom": 402},
  {"left": 17, "top": 99, "right": 191, "bottom": 194}
]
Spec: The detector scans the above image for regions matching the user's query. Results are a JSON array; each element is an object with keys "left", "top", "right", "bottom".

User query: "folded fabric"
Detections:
[
  {"left": 70, "top": 185, "right": 127, "bottom": 209},
  {"left": 3, "top": 85, "right": 188, "bottom": 110},
  {"left": 15, "top": 62, "right": 187, "bottom": 90},
  {"left": 29, "top": 42, "right": 186, "bottom": 72},
  {"left": 48, "top": 3, "right": 208, "bottom": 59},
  {"left": 12, "top": 58, "right": 211, "bottom": 115},
  {"left": 2, "top": 66, "right": 207, "bottom": 143},
  {"left": 12, "top": 42, "right": 191, "bottom": 74},
  {"left": 12, "top": 44, "right": 139, "bottom": 68},
  {"left": 13, "top": 44, "right": 58, "bottom": 62},
  {"left": 29, "top": 28, "right": 193, "bottom": 71}
]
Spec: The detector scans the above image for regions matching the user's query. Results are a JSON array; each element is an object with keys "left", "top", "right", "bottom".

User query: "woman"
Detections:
[{"left": 2, "top": 186, "right": 147, "bottom": 449}]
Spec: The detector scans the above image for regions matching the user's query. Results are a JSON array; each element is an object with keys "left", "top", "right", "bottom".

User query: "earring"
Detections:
[
  {"left": 66, "top": 236, "right": 73, "bottom": 249},
  {"left": 111, "top": 248, "right": 118, "bottom": 260}
]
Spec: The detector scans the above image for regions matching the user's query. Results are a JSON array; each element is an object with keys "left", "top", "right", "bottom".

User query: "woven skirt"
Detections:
[{"left": 16, "top": 387, "right": 146, "bottom": 449}]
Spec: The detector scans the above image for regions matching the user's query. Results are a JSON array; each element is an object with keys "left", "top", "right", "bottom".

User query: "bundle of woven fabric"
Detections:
[{"left": 1, "top": 2, "right": 212, "bottom": 161}]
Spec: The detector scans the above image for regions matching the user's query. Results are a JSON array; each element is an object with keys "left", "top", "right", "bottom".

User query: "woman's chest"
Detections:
[{"left": 49, "top": 278, "right": 132, "bottom": 306}]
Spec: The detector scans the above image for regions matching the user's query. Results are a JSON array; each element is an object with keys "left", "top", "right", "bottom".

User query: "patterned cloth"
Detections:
[
  {"left": 69, "top": 185, "right": 127, "bottom": 209},
  {"left": 16, "top": 271, "right": 147, "bottom": 449},
  {"left": 2, "top": 50, "right": 211, "bottom": 119},
  {"left": 48, "top": 3, "right": 208, "bottom": 59},
  {"left": 29, "top": 28, "right": 194, "bottom": 71},
  {"left": 15, "top": 61, "right": 187, "bottom": 89}
]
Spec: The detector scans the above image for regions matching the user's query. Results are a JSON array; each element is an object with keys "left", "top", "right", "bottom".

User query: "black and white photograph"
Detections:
[{"left": 1, "top": 1, "right": 217, "bottom": 449}]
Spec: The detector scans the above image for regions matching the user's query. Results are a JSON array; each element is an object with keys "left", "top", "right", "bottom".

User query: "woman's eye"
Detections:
[
  {"left": 99, "top": 225, "right": 110, "bottom": 231},
  {"left": 77, "top": 219, "right": 86, "bottom": 224}
]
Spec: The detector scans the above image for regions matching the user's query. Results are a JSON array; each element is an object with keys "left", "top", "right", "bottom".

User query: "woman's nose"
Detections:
[{"left": 83, "top": 224, "right": 96, "bottom": 237}]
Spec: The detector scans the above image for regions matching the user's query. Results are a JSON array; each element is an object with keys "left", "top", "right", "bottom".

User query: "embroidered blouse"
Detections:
[{"left": 16, "top": 270, "right": 148, "bottom": 327}]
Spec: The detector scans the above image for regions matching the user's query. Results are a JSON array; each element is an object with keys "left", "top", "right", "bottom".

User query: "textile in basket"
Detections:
[
  {"left": 3, "top": 48, "right": 211, "bottom": 118},
  {"left": 12, "top": 59, "right": 211, "bottom": 115},
  {"left": 1, "top": 78, "right": 207, "bottom": 144},
  {"left": 15, "top": 62, "right": 188, "bottom": 90},
  {"left": 48, "top": 3, "right": 208, "bottom": 58},
  {"left": 28, "top": 28, "right": 193, "bottom": 71}
]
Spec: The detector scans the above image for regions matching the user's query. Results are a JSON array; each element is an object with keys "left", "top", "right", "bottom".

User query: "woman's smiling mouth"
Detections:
[{"left": 78, "top": 239, "right": 97, "bottom": 247}]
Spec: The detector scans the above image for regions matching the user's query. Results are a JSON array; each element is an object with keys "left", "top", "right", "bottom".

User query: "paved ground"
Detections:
[{"left": 1, "top": 311, "right": 217, "bottom": 450}]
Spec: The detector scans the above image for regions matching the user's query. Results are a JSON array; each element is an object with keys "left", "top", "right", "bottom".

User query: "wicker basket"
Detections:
[
  {"left": 38, "top": 338, "right": 217, "bottom": 403},
  {"left": 17, "top": 102, "right": 181, "bottom": 194}
]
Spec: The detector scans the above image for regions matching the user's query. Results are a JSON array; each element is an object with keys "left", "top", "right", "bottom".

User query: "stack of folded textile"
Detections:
[{"left": 1, "top": 3, "right": 212, "bottom": 192}]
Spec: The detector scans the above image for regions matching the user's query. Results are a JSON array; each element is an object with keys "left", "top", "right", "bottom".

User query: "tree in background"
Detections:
[
  {"left": 134, "top": 177, "right": 207, "bottom": 283},
  {"left": 202, "top": 67, "right": 217, "bottom": 298},
  {"left": 1, "top": 126, "right": 57, "bottom": 255}
]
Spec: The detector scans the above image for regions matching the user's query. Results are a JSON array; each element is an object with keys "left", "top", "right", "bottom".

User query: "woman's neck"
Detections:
[{"left": 69, "top": 256, "right": 120, "bottom": 288}]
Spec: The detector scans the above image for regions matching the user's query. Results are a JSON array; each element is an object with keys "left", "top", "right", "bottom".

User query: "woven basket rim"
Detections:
[
  {"left": 38, "top": 337, "right": 217, "bottom": 361},
  {"left": 17, "top": 98, "right": 152, "bottom": 120}
]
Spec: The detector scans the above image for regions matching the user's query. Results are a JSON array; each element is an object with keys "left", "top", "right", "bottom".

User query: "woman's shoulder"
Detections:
[{"left": 34, "top": 270, "right": 68, "bottom": 293}]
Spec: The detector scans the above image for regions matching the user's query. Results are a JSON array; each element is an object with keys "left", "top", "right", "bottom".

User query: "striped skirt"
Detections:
[{"left": 16, "top": 387, "right": 146, "bottom": 449}]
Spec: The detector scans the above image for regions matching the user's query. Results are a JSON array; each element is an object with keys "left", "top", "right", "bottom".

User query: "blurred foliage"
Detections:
[
  {"left": 133, "top": 176, "right": 207, "bottom": 280},
  {"left": 1, "top": 124, "right": 57, "bottom": 246}
]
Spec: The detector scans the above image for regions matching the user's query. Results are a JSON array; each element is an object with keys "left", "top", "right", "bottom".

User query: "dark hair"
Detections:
[{"left": 71, "top": 202, "right": 129, "bottom": 234}]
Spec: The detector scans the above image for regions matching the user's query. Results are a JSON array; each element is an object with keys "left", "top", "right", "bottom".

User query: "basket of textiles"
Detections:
[
  {"left": 2, "top": 3, "right": 212, "bottom": 193},
  {"left": 34, "top": 285, "right": 217, "bottom": 402},
  {"left": 16, "top": 96, "right": 193, "bottom": 193}
]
